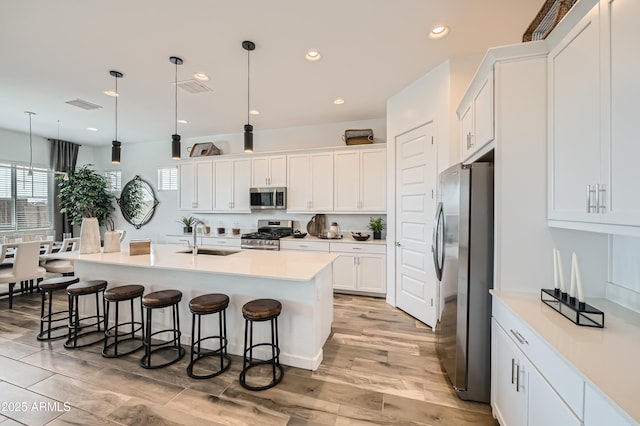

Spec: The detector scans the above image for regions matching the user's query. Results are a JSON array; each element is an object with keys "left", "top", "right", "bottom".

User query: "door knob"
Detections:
[{"left": 395, "top": 242, "right": 401, "bottom": 247}]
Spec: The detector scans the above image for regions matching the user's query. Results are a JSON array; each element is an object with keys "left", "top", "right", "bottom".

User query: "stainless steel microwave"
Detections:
[{"left": 249, "top": 187, "right": 286, "bottom": 210}]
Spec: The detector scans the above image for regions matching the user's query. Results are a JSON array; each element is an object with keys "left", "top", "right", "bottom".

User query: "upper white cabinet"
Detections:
[
  {"left": 286, "top": 152, "right": 333, "bottom": 212},
  {"left": 548, "top": 0, "right": 640, "bottom": 233},
  {"left": 251, "top": 155, "right": 286, "bottom": 187},
  {"left": 458, "top": 69, "right": 495, "bottom": 163},
  {"left": 212, "top": 158, "right": 250, "bottom": 212},
  {"left": 334, "top": 148, "right": 386, "bottom": 213},
  {"left": 179, "top": 160, "right": 213, "bottom": 211}
]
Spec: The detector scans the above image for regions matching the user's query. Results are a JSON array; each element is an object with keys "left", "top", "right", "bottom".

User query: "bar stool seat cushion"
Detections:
[
  {"left": 39, "top": 276, "right": 79, "bottom": 291},
  {"left": 105, "top": 284, "right": 145, "bottom": 302},
  {"left": 189, "top": 293, "right": 229, "bottom": 314},
  {"left": 242, "top": 299, "right": 281, "bottom": 321},
  {"left": 142, "top": 290, "right": 182, "bottom": 309},
  {"left": 67, "top": 280, "right": 108, "bottom": 296}
]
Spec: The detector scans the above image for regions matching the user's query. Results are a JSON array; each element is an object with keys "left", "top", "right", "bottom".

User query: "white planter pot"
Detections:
[
  {"left": 103, "top": 230, "right": 121, "bottom": 253},
  {"left": 79, "top": 217, "right": 101, "bottom": 254}
]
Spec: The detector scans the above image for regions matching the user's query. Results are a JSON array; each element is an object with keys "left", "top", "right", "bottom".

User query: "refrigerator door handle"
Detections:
[{"left": 432, "top": 201, "right": 445, "bottom": 281}]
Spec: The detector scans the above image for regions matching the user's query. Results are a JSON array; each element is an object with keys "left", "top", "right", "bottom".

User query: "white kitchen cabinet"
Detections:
[
  {"left": 251, "top": 155, "right": 286, "bottom": 187},
  {"left": 330, "top": 243, "right": 386, "bottom": 295},
  {"left": 492, "top": 298, "right": 583, "bottom": 426},
  {"left": 333, "top": 148, "right": 386, "bottom": 213},
  {"left": 179, "top": 160, "right": 213, "bottom": 211},
  {"left": 458, "top": 69, "right": 494, "bottom": 163},
  {"left": 280, "top": 239, "right": 329, "bottom": 252},
  {"left": 548, "top": 0, "right": 640, "bottom": 233},
  {"left": 548, "top": 3, "right": 600, "bottom": 224},
  {"left": 212, "top": 158, "right": 250, "bottom": 212},
  {"left": 286, "top": 152, "right": 333, "bottom": 212}
]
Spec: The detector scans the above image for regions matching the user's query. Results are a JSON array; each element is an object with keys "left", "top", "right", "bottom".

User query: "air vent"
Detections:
[
  {"left": 65, "top": 98, "right": 103, "bottom": 110},
  {"left": 176, "top": 79, "right": 213, "bottom": 94}
]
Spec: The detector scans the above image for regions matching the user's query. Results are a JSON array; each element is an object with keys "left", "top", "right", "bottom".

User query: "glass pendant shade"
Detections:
[
  {"left": 171, "top": 134, "right": 181, "bottom": 159},
  {"left": 244, "top": 124, "right": 253, "bottom": 153},
  {"left": 111, "top": 140, "right": 121, "bottom": 164}
]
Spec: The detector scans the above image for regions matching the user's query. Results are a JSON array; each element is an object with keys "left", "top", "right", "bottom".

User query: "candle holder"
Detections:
[{"left": 540, "top": 289, "right": 604, "bottom": 328}]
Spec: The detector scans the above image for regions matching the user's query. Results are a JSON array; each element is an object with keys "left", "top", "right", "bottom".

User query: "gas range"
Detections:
[{"left": 241, "top": 220, "right": 293, "bottom": 250}]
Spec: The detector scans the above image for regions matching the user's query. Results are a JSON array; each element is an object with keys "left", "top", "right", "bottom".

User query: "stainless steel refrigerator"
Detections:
[{"left": 433, "top": 162, "right": 494, "bottom": 403}]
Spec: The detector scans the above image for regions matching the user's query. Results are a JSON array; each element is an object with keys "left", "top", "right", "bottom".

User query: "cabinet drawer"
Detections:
[
  {"left": 584, "top": 382, "right": 635, "bottom": 426},
  {"left": 493, "top": 298, "right": 584, "bottom": 417},
  {"left": 329, "top": 242, "right": 386, "bottom": 255},
  {"left": 280, "top": 240, "right": 329, "bottom": 252},
  {"left": 201, "top": 237, "right": 241, "bottom": 247}
]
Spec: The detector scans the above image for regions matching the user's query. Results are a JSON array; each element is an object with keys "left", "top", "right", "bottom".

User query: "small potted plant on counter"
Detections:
[
  {"left": 368, "top": 217, "right": 385, "bottom": 240},
  {"left": 179, "top": 216, "right": 196, "bottom": 234}
]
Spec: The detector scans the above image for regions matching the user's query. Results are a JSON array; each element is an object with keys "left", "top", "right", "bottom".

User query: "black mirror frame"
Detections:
[{"left": 117, "top": 175, "right": 159, "bottom": 229}]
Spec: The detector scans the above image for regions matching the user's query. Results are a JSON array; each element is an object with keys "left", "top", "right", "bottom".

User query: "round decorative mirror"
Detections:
[{"left": 117, "top": 175, "right": 159, "bottom": 229}]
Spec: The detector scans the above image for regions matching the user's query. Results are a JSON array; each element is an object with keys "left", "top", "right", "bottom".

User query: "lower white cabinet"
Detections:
[
  {"left": 584, "top": 382, "right": 636, "bottom": 426},
  {"left": 330, "top": 243, "right": 386, "bottom": 295},
  {"left": 492, "top": 299, "right": 583, "bottom": 426},
  {"left": 279, "top": 239, "right": 330, "bottom": 252}
]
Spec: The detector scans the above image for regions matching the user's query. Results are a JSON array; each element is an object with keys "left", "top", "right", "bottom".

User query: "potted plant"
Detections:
[
  {"left": 368, "top": 217, "right": 385, "bottom": 240},
  {"left": 179, "top": 216, "right": 196, "bottom": 234},
  {"left": 57, "top": 165, "right": 115, "bottom": 253}
]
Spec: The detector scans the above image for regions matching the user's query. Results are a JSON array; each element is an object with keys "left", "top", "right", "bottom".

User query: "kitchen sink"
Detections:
[{"left": 176, "top": 248, "right": 240, "bottom": 256}]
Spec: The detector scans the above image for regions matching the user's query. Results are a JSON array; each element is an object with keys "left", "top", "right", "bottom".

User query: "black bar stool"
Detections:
[
  {"left": 140, "top": 289, "right": 185, "bottom": 369},
  {"left": 187, "top": 293, "right": 231, "bottom": 379},
  {"left": 37, "top": 276, "right": 79, "bottom": 341},
  {"left": 102, "top": 284, "right": 145, "bottom": 358},
  {"left": 65, "top": 280, "right": 107, "bottom": 349},
  {"left": 239, "top": 298, "right": 284, "bottom": 391}
]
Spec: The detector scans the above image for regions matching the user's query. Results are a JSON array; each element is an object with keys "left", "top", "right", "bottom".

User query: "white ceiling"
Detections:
[{"left": 0, "top": 0, "right": 544, "bottom": 147}]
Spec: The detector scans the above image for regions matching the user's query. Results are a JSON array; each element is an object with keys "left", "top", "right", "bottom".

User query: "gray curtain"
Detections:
[{"left": 49, "top": 139, "right": 80, "bottom": 241}]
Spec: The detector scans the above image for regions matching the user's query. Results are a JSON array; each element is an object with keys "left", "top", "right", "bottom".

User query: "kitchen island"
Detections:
[{"left": 50, "top": 244, "right": 337, "bottom": 370}]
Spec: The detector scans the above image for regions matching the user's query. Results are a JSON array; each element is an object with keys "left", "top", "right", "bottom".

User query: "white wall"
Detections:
[{"left": 607, "top": 236, "right": 640, "bottom": 311}]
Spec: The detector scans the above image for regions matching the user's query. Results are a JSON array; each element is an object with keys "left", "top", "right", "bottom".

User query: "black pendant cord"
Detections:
[
  {"left": 175, "top": 60, "right": 178, "bottom": 135},
  {"left": 26, "top": 111, "right": 34, "bottom": 172},
  {"left": 115, "top": 76, "right": 118, "bottom": 141},
  {"left": 247, "top": 47, "right": 250, "bottom": 125}
]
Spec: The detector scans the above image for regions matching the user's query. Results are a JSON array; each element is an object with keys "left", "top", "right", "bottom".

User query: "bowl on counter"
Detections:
[
  {"left": 351, "top": 232, "right": 370, "bottom": 241},
  {"left": 293, "top": 232, "right": 307, "bottom": 239}
]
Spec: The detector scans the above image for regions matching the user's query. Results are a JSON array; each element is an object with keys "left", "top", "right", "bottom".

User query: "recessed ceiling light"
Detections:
[
  {"left": 305, "top": 50, "right": 322, "bottom": 61},
  {"left": 193, "top": 72, "right": 209, "bottom": 81},
  {"left": 177, "top": 119, "right": 188, "bottom": 124},
  {"left": 249, "top": 110, "right": 260, "bottom": 116},
  {"left": 87, "top": 127, "right": 98, "bottom": 132},
  {"left": 429, "top": 24, "right": 450, "bottom": 39},
  {"left": 333, "top": 98, "right": 345, "bottom": 105},
  {"left": 103, "top": 90, "right": 119, "bottom": 97}
]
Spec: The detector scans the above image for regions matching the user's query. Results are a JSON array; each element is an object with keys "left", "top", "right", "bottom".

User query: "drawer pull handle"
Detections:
[{"left": 510, "top": 329, "right": 528, "bottom": 345}]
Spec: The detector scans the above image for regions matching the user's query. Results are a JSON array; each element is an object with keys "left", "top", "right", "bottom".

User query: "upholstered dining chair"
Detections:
[
  {"left": 42, "top": 237, "right": 80, "bottom": 276},
  {"left": 0, "top": 241, "right": 47, "bottom": 309}
]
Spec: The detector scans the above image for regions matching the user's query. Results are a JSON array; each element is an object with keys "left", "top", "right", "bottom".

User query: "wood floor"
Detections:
[{"left": 0, "top": 289, "right": 497, "bottom": 425}]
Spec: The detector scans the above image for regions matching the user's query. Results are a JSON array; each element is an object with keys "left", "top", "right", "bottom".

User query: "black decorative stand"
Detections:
[{"left": 541, "top": 289, "right": 604, "bottom": 328}]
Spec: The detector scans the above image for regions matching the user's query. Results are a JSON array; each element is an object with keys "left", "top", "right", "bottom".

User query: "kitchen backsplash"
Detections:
[{"left": 607, "top": 235, "right": 640, "bottom": 313}]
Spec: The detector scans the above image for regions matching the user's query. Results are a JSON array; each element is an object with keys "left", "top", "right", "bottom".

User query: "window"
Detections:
[
  {"left": 0, "top": 163, "right": 52, "bottom": 231},
  {"left": 157, "top": 166, "right": 177, "bottom": 191},
  {"left": 104, "top": 170, "right": 122, "bottom": 192}
]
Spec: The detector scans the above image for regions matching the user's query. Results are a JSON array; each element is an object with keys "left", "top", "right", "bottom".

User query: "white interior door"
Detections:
[{"left": 395, "top": 122, "right": 438, "bottom": 328}]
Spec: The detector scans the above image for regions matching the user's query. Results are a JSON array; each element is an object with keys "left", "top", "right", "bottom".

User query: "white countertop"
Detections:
[
  {"left": 51, "top": 244, "right": 337, "bottom": 282},
  {"left": 492, "top": 291, "right": 640, "bottom": 423},
  {"left": 281, "top": 234, "right": 386, "bottom": 245}
]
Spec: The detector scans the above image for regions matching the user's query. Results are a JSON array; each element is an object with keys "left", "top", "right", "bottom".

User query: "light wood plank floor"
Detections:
[{"left": 0, "top": 289, "right": 497, "bottom": 425}]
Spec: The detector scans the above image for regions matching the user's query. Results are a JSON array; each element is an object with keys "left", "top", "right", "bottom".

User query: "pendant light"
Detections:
[
  {"left": 24, "top": 111, "right": 36, "bottom": 176},
  {"left": 242, "top": 40, "right": 255, "bottom": 153},
  {"left": 170, "top": 56, "right": 183, "bottom": 160},
  {"left": 110, "top": 70, "right": 123, "bottom": 164}
]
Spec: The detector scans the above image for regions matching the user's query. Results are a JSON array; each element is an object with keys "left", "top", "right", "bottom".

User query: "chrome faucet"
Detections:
[{"left": 192, "top": 220, "right": 205, "bottom": 256}]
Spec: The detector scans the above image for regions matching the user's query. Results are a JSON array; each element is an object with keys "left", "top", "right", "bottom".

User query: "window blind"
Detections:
[{"left": 158, "top": 166, "right": 177, "bottom": 191}]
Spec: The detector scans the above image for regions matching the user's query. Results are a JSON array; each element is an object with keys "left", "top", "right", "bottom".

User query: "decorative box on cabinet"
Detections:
[
  {"left": 212, "top": 158, "right": 251, "bottom": 212},
  {"left": 333, "top": 148, "right": 386, "bottom": 213},
  {"left": 179, "top": 160, "right": 213, "bottom": 211},
  {"left": 330, "top": 242, "right": 386, "bottom": 295},
  {"left": 286, "top": 152, "right": 333, "bottom": 212},
  {"left": 251, "top": 155, "right": 286, "bottom": 187},
  {"left": 548, "top": 0, "right": 640, "bottom": 234}
]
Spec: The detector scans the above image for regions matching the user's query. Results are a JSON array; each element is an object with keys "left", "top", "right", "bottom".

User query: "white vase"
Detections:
[
  {"left": 103, "top": 230, "right": 121, "bottom": 253},
  {"left": 79, "top": 217, "right": 101, "bottom": 254}
]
